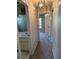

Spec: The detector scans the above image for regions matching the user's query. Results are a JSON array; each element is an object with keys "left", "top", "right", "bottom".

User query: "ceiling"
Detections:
[
  {"left": 25, "top": 0, "right": 53, "bottom": 6},
  {"left": 18, "top": 0, "right": 60, "bottom": 14}
]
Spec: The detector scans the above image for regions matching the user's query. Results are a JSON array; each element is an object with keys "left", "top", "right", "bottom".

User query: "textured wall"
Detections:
[{"left": 45, "top": 12, "right": 52, "bottom": 38}]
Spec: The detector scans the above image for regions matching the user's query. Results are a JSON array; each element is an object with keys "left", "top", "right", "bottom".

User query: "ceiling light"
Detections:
[{"left": 39, "top": 3, "right": 43, "bottom": 8}]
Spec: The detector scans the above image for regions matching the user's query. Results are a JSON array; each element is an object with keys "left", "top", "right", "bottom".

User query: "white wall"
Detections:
[
  {"left": 28, "top": 5, "right": 39, "bottom": 55},
  {"left": 57, "top": 5, "right": 61, "bottom": 59},
  {"left": 17, "top": 33, "right": 22, "bottom": 59},
  {"left": 52, "top": 7, "right": 58, "bottom": 59},
  {"left": 52, "top": 0, "right": 61, "bottom": 59}
]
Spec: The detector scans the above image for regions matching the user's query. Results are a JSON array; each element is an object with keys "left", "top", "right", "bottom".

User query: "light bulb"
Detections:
[{"left": 39, "top": 3, "right": 43, "bottom": 8}]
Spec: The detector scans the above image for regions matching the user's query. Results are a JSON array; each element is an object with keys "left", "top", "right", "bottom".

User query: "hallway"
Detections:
[
  {"left": 30, "top": 32, "right": 54, "bottom": 59},
  {"left": 17, "top": 0, "right": 61, "bottom": 59}
]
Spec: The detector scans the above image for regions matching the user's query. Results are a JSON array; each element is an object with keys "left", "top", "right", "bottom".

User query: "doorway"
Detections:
[
  {"left": 38, "top": 12, "right": 53, "bottom": 43},
  {"left": 38, "top": 13, "right": 47, "bottom": 40},
  {"left": 17, "top": 1, "right": 30, "bottom": 59},
  {"left": 30, "top": 12, "right": 54, "bottom": 59}
]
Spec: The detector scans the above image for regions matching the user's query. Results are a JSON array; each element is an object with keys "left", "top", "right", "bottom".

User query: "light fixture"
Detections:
[{"left": 39, "top": 3, "right": 43, "bottom": 8}]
